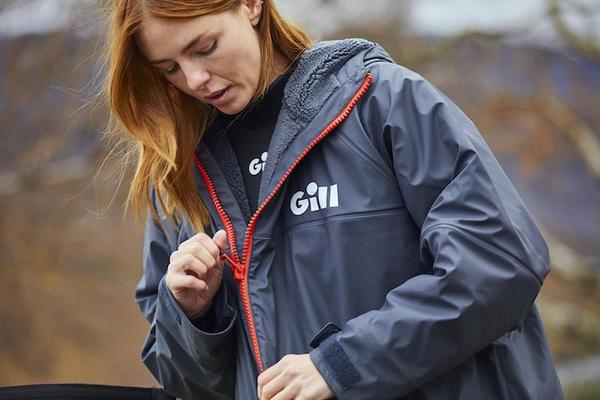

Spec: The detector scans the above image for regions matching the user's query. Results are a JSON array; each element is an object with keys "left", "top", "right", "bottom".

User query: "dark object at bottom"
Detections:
[{"left": 0, "top": 384, "right": 175, "bottom": 400}]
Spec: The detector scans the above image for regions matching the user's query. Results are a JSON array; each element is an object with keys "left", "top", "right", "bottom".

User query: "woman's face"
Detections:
[{"left": 136, "top": 2, "right": 266, "bottom": 115}]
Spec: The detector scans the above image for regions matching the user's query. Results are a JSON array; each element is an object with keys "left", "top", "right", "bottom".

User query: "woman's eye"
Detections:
[
  {"left": 164, "top": 65, "right": 179, "bottom": 75},
  {"left": 196, "top": 41, "right": 217, "bottom": 56}
]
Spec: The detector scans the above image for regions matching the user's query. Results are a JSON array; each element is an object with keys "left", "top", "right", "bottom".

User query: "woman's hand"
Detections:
[
  {"left": 257, "top": 354, "right": 334, "bottom": 400},
  {"left": 165, "top": 230, "right": 228, "bottom": 319}
]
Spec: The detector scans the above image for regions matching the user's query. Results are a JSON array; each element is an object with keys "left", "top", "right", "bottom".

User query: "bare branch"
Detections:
[
  {"left": 548, "top": 0, "right": 600, "bottom": 60},
  {"left": 489, "top": 92, "right": 600, "bottom": 187}
]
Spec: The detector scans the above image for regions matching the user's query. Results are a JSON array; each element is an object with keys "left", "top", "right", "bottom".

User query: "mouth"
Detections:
[{"left": 206, "top": 87, "right": 229, "bottom": 101}]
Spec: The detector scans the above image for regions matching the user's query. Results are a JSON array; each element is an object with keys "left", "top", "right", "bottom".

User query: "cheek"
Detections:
[
  {"left": 168, "top": 76, "right": 194, "bottom": 96},
  {"left": 248, "top": 36, "right": 262, "bottom": 80},
  {"left": 167, "top": 75, "right": 205, "bottom": 101},
  {"left": 227, "top": 28, "right": 262, "bottom": 85},
  {"left": 240, "top": 47, "right": 262, "bottom": 101}
]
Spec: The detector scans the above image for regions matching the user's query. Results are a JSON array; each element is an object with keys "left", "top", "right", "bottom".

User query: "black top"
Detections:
[{"left": 217, "top": 69, "right": 293, "bottom": 213}]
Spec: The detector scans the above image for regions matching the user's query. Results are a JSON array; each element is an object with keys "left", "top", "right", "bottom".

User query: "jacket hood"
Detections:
[{"left": 201, "top": 38, "right": 390, "bottom": 221}]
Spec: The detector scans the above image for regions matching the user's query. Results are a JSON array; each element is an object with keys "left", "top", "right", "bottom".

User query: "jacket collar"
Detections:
[{"left": 200, "top": 38, "right": 381, "bottom": 222}]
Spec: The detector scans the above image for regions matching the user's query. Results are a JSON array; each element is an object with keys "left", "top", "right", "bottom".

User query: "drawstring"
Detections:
[{"left": 220, "top": 250, "right": 245, "bottom": 283}]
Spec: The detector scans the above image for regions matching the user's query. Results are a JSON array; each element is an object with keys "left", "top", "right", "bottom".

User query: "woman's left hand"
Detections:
[{"left": 257, "top": 354, "right": 334, "bottom": 400}]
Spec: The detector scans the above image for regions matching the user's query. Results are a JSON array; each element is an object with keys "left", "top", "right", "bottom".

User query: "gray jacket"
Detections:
[{"left": 135, "top": 39, "right": 564, "bottom": 400}]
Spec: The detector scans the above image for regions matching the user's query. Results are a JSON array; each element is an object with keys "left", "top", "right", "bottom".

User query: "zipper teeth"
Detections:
[
  {"left": 194, "top": 72, "right": 372, "bottom": 374},
  {"left": 194, "top": 157, "right": 240, "bottom": 263},
  {"left": 239, "top": 279, "right": 264, "bottom": 371},
  {"left": 195, "top": 156, "right": 262, "bottom": 369}
]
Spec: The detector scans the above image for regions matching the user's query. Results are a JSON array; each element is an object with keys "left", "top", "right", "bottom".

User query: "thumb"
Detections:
[{"left": 212, "top": 229, "right": 228, "bottom": 250}]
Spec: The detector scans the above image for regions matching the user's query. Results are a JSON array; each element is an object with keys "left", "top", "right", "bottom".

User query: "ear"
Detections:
[{"left": 241, "top": 0, "right": 263, "bottom": 27}]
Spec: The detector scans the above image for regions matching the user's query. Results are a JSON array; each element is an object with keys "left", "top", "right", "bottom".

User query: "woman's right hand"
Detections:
[{"left": 165, "top": 230, "right": 228, "bottom": 319}]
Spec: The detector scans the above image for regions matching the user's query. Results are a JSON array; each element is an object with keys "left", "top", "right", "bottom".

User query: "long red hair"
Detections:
[{"left": 104, "top": 0, "right": 312, "bottom": 231}]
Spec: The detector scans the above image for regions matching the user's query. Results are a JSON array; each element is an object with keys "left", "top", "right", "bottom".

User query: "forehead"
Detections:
[{"left": 136, "top": 10, "right": 232, "bottom": 60}]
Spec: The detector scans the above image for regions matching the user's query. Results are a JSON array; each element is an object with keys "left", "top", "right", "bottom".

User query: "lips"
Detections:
[{"left": 206, "top": 87, "right": 228, "bottom": 100}]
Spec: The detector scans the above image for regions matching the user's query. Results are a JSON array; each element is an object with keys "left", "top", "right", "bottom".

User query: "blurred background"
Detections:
[{"left": 0, "top": 0, "right": 599, "bottom": 398}]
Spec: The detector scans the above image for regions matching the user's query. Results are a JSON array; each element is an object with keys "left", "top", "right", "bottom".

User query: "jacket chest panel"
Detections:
[
  {"left": 277, "top": 131, "right": 405, "bottom": 231},
  {"left": 245, "top": 130, "right": 429, "bottom": 366}
]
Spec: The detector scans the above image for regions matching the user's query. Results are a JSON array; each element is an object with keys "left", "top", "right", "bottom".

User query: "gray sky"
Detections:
[
  {"left": 410, "top": 0, "right": 548, "bottom": 35},
  {"left": 0, "top": 0, "right": 598, "bottom": 46}
]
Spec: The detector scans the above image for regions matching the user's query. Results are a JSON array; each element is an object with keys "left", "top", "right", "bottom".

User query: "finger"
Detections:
[
  {"left": 178, "top": 232, "right": 211, "bottom": 249},
  {"left": 260, "top": 372, "right": 290, "bottom": 400},
  {"left": 212, "top": 229, "right": 228, "bottom": 251},
  {"left": 168, "top": 253, "right": 208, "bottom": 278},
  {"left": 182, "top": 242, "right": 218, "bottom": 270},
  {"left": 168, "top": 273, "right": 207, "bottom": 292},
  {"left": 180, "top": 233, "right": 220, "bottom": 259},
  {"left": 178, "top": 232, "right": 219, "bottom": 253},
  {"left": 257, "top": 362, "right": 284, "bottom": 398},
  {"left": 270, "top": 383, "right": 297, "bottom": 400},
  {"left": 169, "top": 249, "right": 179, "bottom": 264}
]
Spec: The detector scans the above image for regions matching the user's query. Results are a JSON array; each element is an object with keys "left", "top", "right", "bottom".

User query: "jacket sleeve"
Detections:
[
  {"left": 309, "top": 63, "right": 551, "bottom": 399},
  {"left": 135, "top": 193, "right": 238, "bottom": 400}
]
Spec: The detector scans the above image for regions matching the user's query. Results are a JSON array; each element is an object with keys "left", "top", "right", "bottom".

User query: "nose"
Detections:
[{"left": 182, "top": 63, "right": 210, "bottom": 92}]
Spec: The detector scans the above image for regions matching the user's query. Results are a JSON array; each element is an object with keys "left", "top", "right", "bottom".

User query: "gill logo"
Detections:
[
  {"left": 290, "top": 182, "right": 339, "bottom": 216},
  {"left": 249, "top": 152, "right": 268, "bottom": 176}
]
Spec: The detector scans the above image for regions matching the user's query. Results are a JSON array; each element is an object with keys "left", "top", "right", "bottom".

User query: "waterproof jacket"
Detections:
[{"left": 135, "top": 39, "right": 564, "bottom": 400}]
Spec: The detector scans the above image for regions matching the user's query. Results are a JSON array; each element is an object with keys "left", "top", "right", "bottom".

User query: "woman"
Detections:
[{"left": 106, "top": 0, "right": 564, "bottom": 399}]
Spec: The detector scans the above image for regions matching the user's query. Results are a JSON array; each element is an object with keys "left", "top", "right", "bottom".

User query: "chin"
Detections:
[
  {"left": 220, "top": 98, "right": 251, "bottom": 115},
  {"left": 217, "top": 105, "right": 240, "bottom": 115}
]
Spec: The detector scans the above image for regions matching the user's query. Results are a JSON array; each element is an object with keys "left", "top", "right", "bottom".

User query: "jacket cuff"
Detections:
[
  {"left": 190, "top": 283, "right": 234, "bottom": 333},
  {"left": 309, "top": 335, "right": 360, "bottom": 397},
  {"left": 157, "top": 276, "right": 237, "bottom": 356}
]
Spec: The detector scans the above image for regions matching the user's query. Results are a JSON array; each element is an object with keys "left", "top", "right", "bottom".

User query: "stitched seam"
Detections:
[
  {"left": 337, "top": 130, "right": 398, "bottom": 186},
  {"left": 285, "top": 207, "right": 407, "bottom": 232},
  {"left": 421, "top": 223, "right": 544, "bottom": 285}
]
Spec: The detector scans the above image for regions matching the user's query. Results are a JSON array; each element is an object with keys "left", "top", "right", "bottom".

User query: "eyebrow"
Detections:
[{"left": 149, "top": 33, "right": 206, "bottom": 65}]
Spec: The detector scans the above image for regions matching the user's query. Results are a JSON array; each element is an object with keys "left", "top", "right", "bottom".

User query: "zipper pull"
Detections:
[{"left": 220, "top": 250, "right": 245, "bottom": 282}]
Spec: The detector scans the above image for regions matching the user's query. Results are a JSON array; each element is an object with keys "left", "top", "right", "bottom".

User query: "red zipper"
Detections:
[{"left": 194, "top": 72, "right": 372, "bottom": 373}]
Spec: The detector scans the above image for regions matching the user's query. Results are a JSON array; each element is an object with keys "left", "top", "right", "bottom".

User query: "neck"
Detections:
[{"left": 265, "top": 49, "right": 290, "bottom": 87}]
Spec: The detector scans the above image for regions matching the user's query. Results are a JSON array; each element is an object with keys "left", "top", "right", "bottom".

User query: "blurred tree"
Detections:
[{"left": 549, "top": 0, "right": 600, "bottom": 60}]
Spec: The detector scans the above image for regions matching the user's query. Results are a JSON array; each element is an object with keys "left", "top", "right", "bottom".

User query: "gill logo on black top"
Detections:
[
  {"left": 290, "top": 182, "right": 339, "bottom": 216},
  {"left": 249, "top": 152, "right": 268, "bottom": 176}
]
